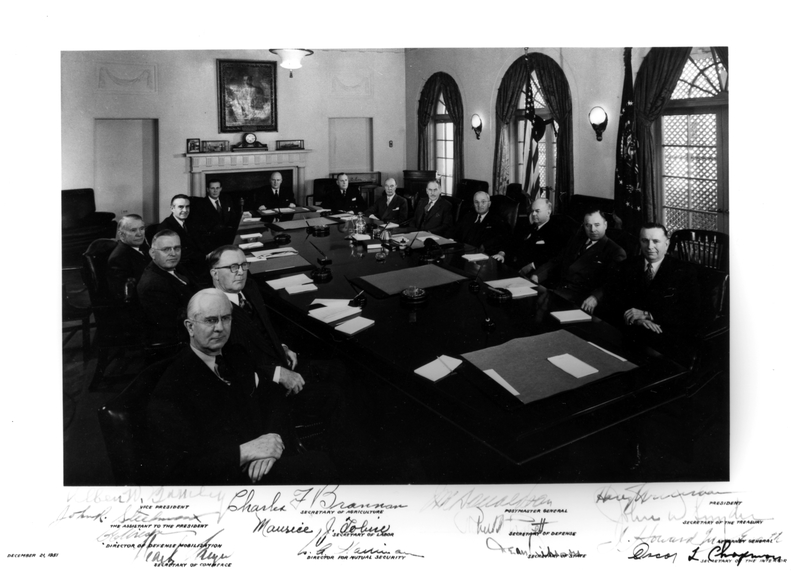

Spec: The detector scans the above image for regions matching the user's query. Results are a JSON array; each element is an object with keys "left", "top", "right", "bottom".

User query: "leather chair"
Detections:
[
  {"left": 567, "top": 194, "right": 616, "bottom": 223},
  {"left": 440, "top": 195, "right": 463, "bottom": 226},
  {"left": 62, "top": 284, "right": 92, "bottom": 363},
  {"left": 454, "top": 178, "right": 489, "bottom": 202},
  {"left": 402, "top": 170, "right": 437, "bottom": 211},
  {"left": 98, "top": 356, "right": 174, "bottom": 485},
  {"left": 668, "top": 229, "right": 729, "bottom": 273},
  {"left": 309, "top": 177, "right": 340, "bottom": 206},
  {"left": 62, "top": 189, "right": 116, "bottom": 267},
  {"left": 488, "top": 194, "right": 520, "bottom": 234}
]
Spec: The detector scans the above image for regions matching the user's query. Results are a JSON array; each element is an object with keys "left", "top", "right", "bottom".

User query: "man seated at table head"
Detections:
[
  {"left": 453, "top": 191, "right": 511, "bottom": 261},
  {"left": 512, "top": 197, "right": 573, "bottom": 272},
  {"left": 407, "top": 179, "right": 454, "bottom": 236},
  {"left": 253, "top": 171, "right": 297, "bottom": 212},
  {"left": 363, "top": 177, "right": 408, "bottom": 224},
  {"left": 159, "top": 193, "right": 211, "bottom": 283},
  {"left": 529, "top": 208, "right": 626, "bottom": 313},
  {"left": 107, "top": 214, "right": 151, "bottom": 299},
  {"left": 146, "top": 288, "right": 335, "bottom": 485},
  {"left": 137, "top": 229, "right": 198, "bottom": 345},
  {"left": 207, "top": 245, "right": 306, "bottom": 394},
  {"left": 605, "top": 222, "right": 701, "bottom": 365},
  {"left": 321, "top": 172, "right": 367, "bottom": 213}
]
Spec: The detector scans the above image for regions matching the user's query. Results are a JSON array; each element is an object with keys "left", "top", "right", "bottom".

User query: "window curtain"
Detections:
[
  {"left": 417, "top": 72, "right": 464, "bottom": 185},
  {"left": 633, "top": 47, "right": 692, "bottom": 224},
  {"left": 492, "top": 53, "right": 573, "bottom": 212}
]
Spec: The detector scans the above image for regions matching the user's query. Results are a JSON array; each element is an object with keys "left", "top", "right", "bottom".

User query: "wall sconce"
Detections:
[
  {"left": 589, "top": 106, "right": 608, "bottom": 141},
  {"left": 471, "top": 114, "right": 483, "bottom": 140},
  {"left": 269, "top": 49, "right": 314, "bottom": 78}
]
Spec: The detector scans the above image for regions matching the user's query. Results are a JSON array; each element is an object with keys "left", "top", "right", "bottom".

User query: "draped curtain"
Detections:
[
  {"left": 492, "top": 53, "right": 573, "bottom": 212},
  {"left": 417, "top": 72, "right": 464, "bottom": 185},
  {"left": 633, "top": 47, "right": 692, "bottom": 224}
]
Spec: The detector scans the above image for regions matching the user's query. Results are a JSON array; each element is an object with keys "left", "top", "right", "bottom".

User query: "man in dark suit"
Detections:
[
  {"left": 146, "top": 288, "right": 334, "bottom": 485},
  {"left": 159, "top": 193, "right": 211, "bottom": 283},
  {"left": 320, "top": 173, "right": 366, "bottom": 213},
  {"left": 453, "top": 191, "right": 510, "bottom": 257},
  {"left": 107, "top": 214, "right": 151, "bottom": 299},
  {"left": 511, "top": 198, "right": 573, "bottom": 271},
  {"left": 364, "top": 177, "right": 408, "bottom": 224},
  {"left": 137, "top": 230, "right": 198, "bottom": 345},
  {"left": 530, "top": 208, "right": 626, "bottom": 312},
  {"left": 251, "top": 172, "right": 296, "bottom": 211},
  {"left": 189, "top": 179, "right": 239, "bottom": 248},
  {"left": 604, "top": 223, "right": 701, "bottom": 365},
  {"left": 407, "top": 180, "right": 454, "bottom": 236}
]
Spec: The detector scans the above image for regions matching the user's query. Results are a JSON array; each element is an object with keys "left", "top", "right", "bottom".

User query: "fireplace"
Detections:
[{"left": 187, "top": 149, "right": 311, "bottom": 207}]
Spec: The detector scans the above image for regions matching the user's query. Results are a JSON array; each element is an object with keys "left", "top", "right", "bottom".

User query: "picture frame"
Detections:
[
  {"left": 201, "top": 140, "right": 230, "bottom": 153},
  {"left": 276, "top": 139, "right": 305, "bottom": 150},
  {"left": 186, "top": 138, "right": 201, "bottom": 154},
  {"left": 217, "top": 59, "right": 278, "bottom": 133}
]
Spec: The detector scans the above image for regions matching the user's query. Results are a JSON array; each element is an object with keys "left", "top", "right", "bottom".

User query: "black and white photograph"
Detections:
[{"left": 6, "top": 3, "right": 797, "bottom": 573}]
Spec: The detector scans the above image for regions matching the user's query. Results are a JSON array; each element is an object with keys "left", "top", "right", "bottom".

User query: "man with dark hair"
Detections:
[
  {"left": 252, "top": 172, "right": 296, "bottom": 212},
  {"left": 137, "top": 229, "right": 198, "bottom": 345},
  {"left": 321, "top": 173, "right": 366, "bottom": 213},
  {"left": 146, "top": 288, "right": 334, "bottom": 485},
  {"left": 189, "top": 179, "right": 239, "bottom": 248},
  {"left": 529, "top": 208, "right": 626, "bottom": 313},
  {"left": 107, "top": 214, "right": 151, "bottom": 299},
  {"left": 159, "top": 193, "right": 211, "bottom": 283},
  {"left": 512, "top": 197, "right": 574, "bottom": 271},
  {"left": 408, "top": 180, "right": 454, "bottom": 236},
  {"left": 604, "top": 222, "right": 701, "bottom": 365},
  {"left": 364, "top": 178, "right": 408, "bottom": 224},
  {"left": 452, "top": 191, "right": 510, "bottom": 258}
]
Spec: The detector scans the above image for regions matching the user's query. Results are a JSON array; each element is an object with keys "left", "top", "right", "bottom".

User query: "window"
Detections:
[
  {"left": 512, "top": 71, "right": 557, "bottom": 193},
  {"left": 434, "top": 93, "right": 454, "bottom": 195},
  {"left": 659, "top": 48, "right": 728, "bottom": 233}
]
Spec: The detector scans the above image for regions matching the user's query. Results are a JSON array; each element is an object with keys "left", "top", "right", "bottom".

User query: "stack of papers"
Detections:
[
  {"left": 286, "top": 283, "right": 317, "bottom": 295},
  {"left": 352, "top": 233, "right": 371, "bottom": 241},
  {"left": 463, "top": 253, "right": 490, "bottom": 262},
  {"left": 334, "top": 316, "right": 375, "bottom": 335},
  {"left": 310, "top": 299, "right": 351, "bottom": 308},
  {"left": 246, "top": 247, "right": 297, "bottom": 261},
  {"left": 265, "top": 274, "right": 313, "bottom": 290},
  {"left": 242, "top": 217, "right": 262, "bottom": 223},
  {"left": 547, "top": 353, "right": 598, "bottom": 378},
  {"left": 239, "top": 242, "right": 264, "bottom": 250},
  {"left": 239, "top": 232, "right": 262, "bottom": 241},
  {"left": 414, "top": 355, "right": 462, "bottom": 382},
  {"left": 485, "top": 277, "right": 537, "bottom": 298},
  {"left": 330, "top": 213, "right": 357, "bottom": 220},
  {"left": 308, "top": 305, "right": 362, "bottom": 325},
  {"left": 550, "top": 309, "right": 592, "bottom": 324}
]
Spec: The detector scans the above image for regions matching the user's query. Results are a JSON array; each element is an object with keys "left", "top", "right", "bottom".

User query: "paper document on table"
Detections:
[
  {"left": 334, "top": 316, "right": 375, "bottom": 335},
  {"left": 550, "top": 309, "right": 592, "bottom": 324},
  {"left": 285, "top": 283, "right": 318, "bottom": 295},
  {"left": 330, "top": 213, "right": 357, "bottom": 220},
  {"left": 239, "top": 242, "right": 264, "bottom": 250},
  {"left": 308, "top": 305, "right": 361, "bottom": 324},
  {"left": 547, "top": 353, "right": 598, "bottom": 378},
  {"left": 249, "top": 247, "right": 297, "bottom": 259},
  {"left": 506, "top": 286, "right": 538, "bottom": 299},
  {"left": 485, "top": 277, "right": 535, "bottom": 289},
  {"left": 380, "top": 222, "right": 399, "bottom": 229},
  {"left": 310, "top": 299, "right": 352, "bottom": 308},
  {"left": 258, "top": 209, "right": 276, "bottom": 215},
  {"left": 265, "top": 274, "right": 313, "bottom": 290},
  {"left": 462, "top": 253, "right": 490, "bottom": 262},
  {"left": 239, "top": 233, "right": 262, "bottom": 240},
  {"left": 414, "top": 355, "right": 462, "bottom": 382},
  {"left": 484, "top": 369, "right": 520, "bottom": 396},
  {"left": 353, "top": 233, "right": 371, "bottom": 241},
  {"left": 242, "top": 217, "right": 262, "bottom": 223}
]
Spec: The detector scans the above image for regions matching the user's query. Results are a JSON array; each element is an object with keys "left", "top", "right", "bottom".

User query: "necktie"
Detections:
[
  {"left": 238, "top": 293, "right": 256, "bottom": 317},
  {"left": 426, "top": 201, "right": 433, "bottom": 212},
  {"left": 645, "top": 262, "right": 655, "bottom": 282},
  {"left": 214, "top": 199, "right": 221, "bottom": 214},
  {"left": 238, "top": 292, "right": 287, "bottom": 367},
  {"left": 215, "top": 354, "right": 232, "bottom": 383},
  {"left": 475, "top": 214, "right": 483, "bottom": 224}
]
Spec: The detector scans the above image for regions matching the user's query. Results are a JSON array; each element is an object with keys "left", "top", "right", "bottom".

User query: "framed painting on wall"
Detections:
[{"left": 217, "top": 59, "right": 278, "bottom": 133}]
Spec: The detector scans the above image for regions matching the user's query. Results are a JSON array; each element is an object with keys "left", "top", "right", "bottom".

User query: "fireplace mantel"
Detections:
[{"left": 187, "top": 149, "right": 311, "bottom": 199}]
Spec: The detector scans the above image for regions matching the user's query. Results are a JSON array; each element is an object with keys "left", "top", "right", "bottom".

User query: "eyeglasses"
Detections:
[
  {"left": 213, "top": 262, "right": 250, "bottom": 273},
  {"left": 155, "top": 246, "right": 182, "bottom": 254},
  {"left": 188, "top": 314, "right": 233, "bottom": 326}
]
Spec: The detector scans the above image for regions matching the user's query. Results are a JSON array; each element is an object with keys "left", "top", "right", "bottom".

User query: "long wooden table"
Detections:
[{"left": 234, "top": 214, "right": 689, "bottom": 466}]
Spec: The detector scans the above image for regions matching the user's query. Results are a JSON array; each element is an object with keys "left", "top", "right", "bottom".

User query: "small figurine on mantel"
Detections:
[{"left": 232, "top": 132, "right": 268, "bottom": 151}]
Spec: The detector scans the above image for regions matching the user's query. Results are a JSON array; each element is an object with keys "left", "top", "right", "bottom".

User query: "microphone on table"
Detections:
[
  {"left": 309, "top": 241, "right": 332, "bottom": 282},
  {"left": 344, "top": 275, "right": 368, "bottom": 307}
]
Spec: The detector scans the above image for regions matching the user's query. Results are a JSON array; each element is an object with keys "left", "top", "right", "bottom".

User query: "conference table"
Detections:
[{"left": 234, "top": 210, "right": 689, "bottom": 467}]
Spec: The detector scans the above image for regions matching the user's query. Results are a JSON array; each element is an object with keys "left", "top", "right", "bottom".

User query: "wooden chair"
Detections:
[{"left": 668, "top": 229, "right": 729, "bottom": 273}]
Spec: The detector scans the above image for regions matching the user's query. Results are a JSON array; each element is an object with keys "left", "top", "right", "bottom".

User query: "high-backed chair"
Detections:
[
  {"left": 454, "top": 179, "right": 489, "bottom": 202},
  {"left": 440, "top": 195, "right": 463, "bottom": 226},
  {"left": 309, "top": 177, "right": 338, "bottom": 206},
  {"left": 668, "top": 229, "right": 729, "bottom": 273},
  {"left": 63, "top": 284, "right": 92, "bottom": 363},
  {"left": 98, "top": 356, "right": 175, "bottom": 485},
  {"left": 62, "top": 188, "right": 116, "bottom": 267},
  {"left": 686, "top": 264, "right": 729, "bottom": 397},
  {"left": 488, "top": 194, "right": 520, "bottom": 234},
  {"left": 402, "top": 170, "right": 437, "bottom": 211}
]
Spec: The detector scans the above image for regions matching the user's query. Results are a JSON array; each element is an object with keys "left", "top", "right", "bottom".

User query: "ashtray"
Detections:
[
  {"left": 311, "top": 267, "right": 333, "bottom": 283},
  {"left": 486, "top": 287, "right": 512, "bottom": 303},
  {"left": 400, "top": 287, "right": 427, "bottom": 305},
  {"left": 306, "top": 226, "right": 330, "bottom": 237},
  {"left": 273, "top": 233, "right": 291, "bottom": 245}
]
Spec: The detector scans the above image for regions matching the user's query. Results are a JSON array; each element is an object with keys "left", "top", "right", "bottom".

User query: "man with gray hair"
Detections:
[
  {"left": 146, "top": 288, "right": 335, "bottom": 485},
  {"left": 512, "top": 197, "right": 573, "bottom": 272},
  {"left": 364, "top": 177, "right": 408, "bottom": 223},
  {"left": 452, "top": 191, "right": 510, "bottom": 258},
  {"left": 107, "top": 214, "right": 151, "bottom": 299}
]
